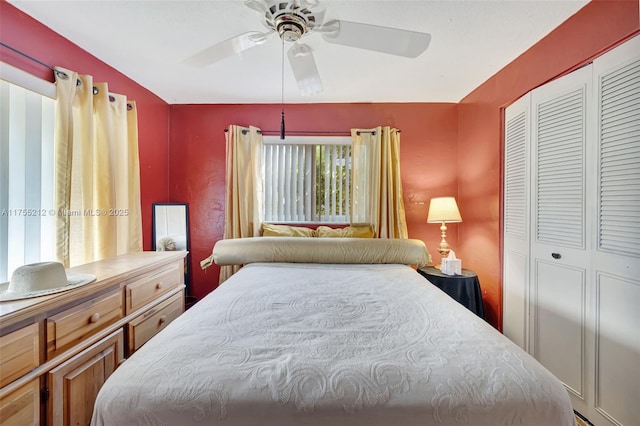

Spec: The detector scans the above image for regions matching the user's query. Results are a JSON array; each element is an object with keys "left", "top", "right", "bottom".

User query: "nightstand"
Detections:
[{"left": 417, "top": 266, "right": 485, "bottom": 320}]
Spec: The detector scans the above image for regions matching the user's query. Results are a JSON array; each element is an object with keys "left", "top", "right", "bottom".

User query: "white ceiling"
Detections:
[{"left": 8, "top": 0, "right": 589, "bottom": 104}]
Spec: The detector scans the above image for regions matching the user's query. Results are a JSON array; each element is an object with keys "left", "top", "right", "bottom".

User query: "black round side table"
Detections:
[{"left": 417, "top": 266, "right": 485, "bottom": 320}]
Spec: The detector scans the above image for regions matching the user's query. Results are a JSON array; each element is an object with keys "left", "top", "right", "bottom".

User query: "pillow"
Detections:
[
  {"left": 262, "top": 223, "right": 316, "bottom": 237},
  {"left": 316, "top": 225, "right": 375, "bottom": 238},
  {"left": 212, "top": 237, "right": 431, "bottom": 267}
]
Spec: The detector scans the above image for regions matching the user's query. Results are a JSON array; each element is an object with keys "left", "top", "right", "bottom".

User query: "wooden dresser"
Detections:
[{"left": 0, "top": 251, "right": 187, "bottom": 426}]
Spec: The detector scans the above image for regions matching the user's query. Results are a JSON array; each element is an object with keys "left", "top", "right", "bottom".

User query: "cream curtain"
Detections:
[
  {"left": 54, "top": 67, "right": 142, "bottom": 267},
  {"left": 351, "top": 126, "right": 408, "bottom": 239},
  {"left": 205, "top": 125, "right": 264, "bottom": 283}
]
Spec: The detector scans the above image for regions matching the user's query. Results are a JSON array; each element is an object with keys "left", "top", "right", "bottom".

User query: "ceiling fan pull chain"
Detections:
[{"left": 280, "top": 37, "right": 286, "bottom": 140}]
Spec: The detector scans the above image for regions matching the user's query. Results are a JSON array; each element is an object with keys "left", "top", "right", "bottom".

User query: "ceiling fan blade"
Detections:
[
  {"left": 244, "top": 0, "right": 267, "bottom": 14},
  {"left": 183, "top": 31, "right": 271, "bottom": 67},
  {"left": 321, "top": 20, "right": 431, "bottom": 58},
  {"left": 299, "top": 0, "right": 320, "bottom": 9},
  {"left": 287, "top": 43, "right": 323, "bottom": 96}
]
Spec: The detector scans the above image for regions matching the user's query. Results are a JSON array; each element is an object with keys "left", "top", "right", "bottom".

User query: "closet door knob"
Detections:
[{"left": 551, "top": 253, "right": 561, "bottom": 259}]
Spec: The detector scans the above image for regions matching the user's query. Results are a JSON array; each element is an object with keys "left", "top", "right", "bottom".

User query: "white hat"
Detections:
[{"left": 0, "top": 262, "right": 96, "bottom": 302}]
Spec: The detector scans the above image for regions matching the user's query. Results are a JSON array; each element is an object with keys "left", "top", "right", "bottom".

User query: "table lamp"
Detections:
[{"left": 427, "top": 196, "right": 462, "bottom": 267}]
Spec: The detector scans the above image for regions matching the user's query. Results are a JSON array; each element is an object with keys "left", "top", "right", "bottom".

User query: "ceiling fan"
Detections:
[{"left": 184, "top": 0, "right": 432, "bottom": 96}]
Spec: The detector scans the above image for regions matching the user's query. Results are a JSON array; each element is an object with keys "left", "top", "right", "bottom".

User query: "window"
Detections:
[
  {"left": 0, "top": 64, "right": 56, "bottom": 282},
  {"left": 263, "top": 136, "right": 351, "bottom": 223}
]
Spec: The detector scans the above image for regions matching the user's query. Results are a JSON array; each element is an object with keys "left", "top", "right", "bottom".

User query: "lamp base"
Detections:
[
  {"left": 436, "top": 247, "right": 451, "bottom": 271},
  {"left": 436, "top": 221, "right": 451, "bottom": 269}
]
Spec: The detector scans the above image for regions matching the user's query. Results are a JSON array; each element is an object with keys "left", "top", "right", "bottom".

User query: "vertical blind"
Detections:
[
  {"left": 263, "top": 136, "right": 351, "bottom": 223},
  {"left": 318, "top": 144, "right": 351, "bottom": 222},
  {"left": 264, "top": 143, "right": 313, "bottom": 222},
  {"left": 0, "top": 78, "right": 56, "bottom": 281}
]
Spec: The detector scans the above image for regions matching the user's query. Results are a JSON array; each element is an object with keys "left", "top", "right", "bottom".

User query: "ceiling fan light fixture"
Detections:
[{"left": 275, "top": 14, "right": 306, "bottom": 42}]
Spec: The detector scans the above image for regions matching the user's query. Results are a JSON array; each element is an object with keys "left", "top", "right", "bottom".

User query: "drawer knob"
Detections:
[
  {"left": 89, "top": 312, "right": 101, "bottom": 323},
  {"left": 156, "top": 282, "right": 163, "bottom": 290},
  {"left": 158, "top": 315, "right": 167, "bottom": 325},
  {"left": 551, "top": 252, "right": 562, "bottom": 259}
]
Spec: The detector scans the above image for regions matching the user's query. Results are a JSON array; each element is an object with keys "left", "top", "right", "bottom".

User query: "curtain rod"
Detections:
[
  {"left": 1, "top": 42, "right": 133, "bottom": 109},
  {"left": 225, "top": 129, "right": 400, "bottom": 136},
  {"left": 0, "top": 42, "right": 68, "bottom": 79}
]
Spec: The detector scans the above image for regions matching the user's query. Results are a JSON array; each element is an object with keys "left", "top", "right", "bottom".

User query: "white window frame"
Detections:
[{"left": 263, "top": 135, "right": 352, "bottom": 224}]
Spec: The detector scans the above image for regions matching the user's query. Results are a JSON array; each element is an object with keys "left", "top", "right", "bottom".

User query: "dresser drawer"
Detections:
[
  {"left": 46, "top": 290, "right": 122, "bottom": 359},
  {"left": 0, "top": 323, "right": 39, "bottom": 388},
  {"left": 0, "top": 379, "right": 40, "bottom": 426},
  {"left": 125, "top": 263, "right": 181, "bottom": 314},
  {"left": 127, "top": 292, "right": 183, "bottom": 355}
]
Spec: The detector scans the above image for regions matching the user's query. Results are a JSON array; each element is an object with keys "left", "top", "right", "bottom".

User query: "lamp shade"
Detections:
[{"left": 427, "top": 197, "right": 462, "bottom": 223}]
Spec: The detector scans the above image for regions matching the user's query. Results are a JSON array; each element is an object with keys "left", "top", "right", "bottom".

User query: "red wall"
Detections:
[
  {"left": 457, "top": 0, "right": 640, "bottom": 328},
  {"left": 5, "top": 0, "right": 638, "bottom": 329},
  {"left": 169, "top": 103, "right": 459, "bottom": 300},
  {"left": 0, "top": 0, "right": 171, "bottom": 251}
]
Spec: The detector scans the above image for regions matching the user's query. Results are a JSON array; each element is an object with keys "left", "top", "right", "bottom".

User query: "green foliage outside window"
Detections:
[{"left": 314, "top": 144, "right": 351, "bottom": 220}]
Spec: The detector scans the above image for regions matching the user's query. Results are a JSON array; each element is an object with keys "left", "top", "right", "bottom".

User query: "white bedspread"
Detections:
[{"left": 92, "top": 263, "right": 575, "bottom": 426}]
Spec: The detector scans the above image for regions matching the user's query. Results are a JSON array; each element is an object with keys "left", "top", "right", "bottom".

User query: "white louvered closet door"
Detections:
[
  {"left": 503, "top": 35, "right": 639, "bottom": 426},
  {"left": 588, "top": 36, "right": 640, "bottom": 426},
  {"left": 502, "top": 94, "right": 531, "bottom": 350},
  {"left": 530, "top": 64, "right": 593, "bottom": 415}
]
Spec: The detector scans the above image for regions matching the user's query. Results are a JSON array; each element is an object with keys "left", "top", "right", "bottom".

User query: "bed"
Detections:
[{"left": 92, "top": 238, "right": 575, "bottom": 426}]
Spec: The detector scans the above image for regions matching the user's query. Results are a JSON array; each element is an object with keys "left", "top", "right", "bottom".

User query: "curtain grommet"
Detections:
[{"left": 55, "top": 70, "right": 69, "bottom": 80}]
